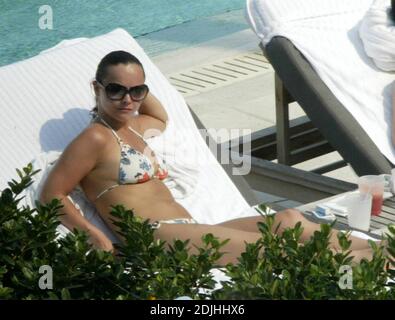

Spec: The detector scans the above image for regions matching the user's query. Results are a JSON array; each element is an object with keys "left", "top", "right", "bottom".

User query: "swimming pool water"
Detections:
[{"left": 0, "top": 0, "right": 245, "bottom": 67}]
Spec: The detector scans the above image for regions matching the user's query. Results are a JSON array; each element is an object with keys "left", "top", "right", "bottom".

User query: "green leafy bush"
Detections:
[
  {"left": 213, "top": 217, "right": 394, "bottom": 299},
  {"left": 0, "top": 165, "right": 221, "bottom": 300},
  {"left": 1, "top": 165, "right": 395, "bottom": 299}
]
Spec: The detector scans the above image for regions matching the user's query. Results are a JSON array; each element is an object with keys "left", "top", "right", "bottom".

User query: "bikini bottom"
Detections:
[{"left": 150, "top": 218, "right": 198, "bottom": 230}]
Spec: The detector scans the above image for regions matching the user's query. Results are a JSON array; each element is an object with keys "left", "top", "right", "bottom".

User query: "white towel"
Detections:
[
  {"left": 144, "top": 126, "right": 200, "bottom": 200},
  {"left": 359, "top": 0, "right": 395, "bottom": 72}
]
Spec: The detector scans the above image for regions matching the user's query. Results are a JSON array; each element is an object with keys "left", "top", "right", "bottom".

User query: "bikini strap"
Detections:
[
  {"left": 127, "top": 126, "right": 145, "bottom": 141},
  {"left": 95, "top": 184, "right": 119, "bottom": 200},
  {"left": 98, "top": 117, "right": 144, "bottom": 144},
  {"left": 98, "top": 118, "right": 122, "bottom": 144}
]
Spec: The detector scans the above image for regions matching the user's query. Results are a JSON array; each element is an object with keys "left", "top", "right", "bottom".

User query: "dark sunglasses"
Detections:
[{"left": 97, "top": 80, "right": 149, "bottom": 102}]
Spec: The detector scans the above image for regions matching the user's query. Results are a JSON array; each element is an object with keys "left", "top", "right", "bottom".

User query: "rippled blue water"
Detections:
[{"left": 0, "top": 0, "right": 245, "bottom": 66}]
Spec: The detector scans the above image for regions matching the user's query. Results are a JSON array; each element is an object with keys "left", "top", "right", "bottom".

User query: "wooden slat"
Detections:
[
  {"left": 289, "top": 141, "right": 334, "bottom": 165},
  {"left": 247, "top": 157, "right": 356, "bottom": 203},
  {"left": 275, "top": 73, "right": 291, "bottom": 165}
]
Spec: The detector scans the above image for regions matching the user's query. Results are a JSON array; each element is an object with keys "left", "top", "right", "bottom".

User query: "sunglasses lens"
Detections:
[
  {"left": 105, "top": 83, "right": 127, "bottom": 100},
  {"left": 103, "top": 83, "right": 149, "bottom": 101},
  {"left": 130, "top": 85, "right": 149, "bottom": 101}
]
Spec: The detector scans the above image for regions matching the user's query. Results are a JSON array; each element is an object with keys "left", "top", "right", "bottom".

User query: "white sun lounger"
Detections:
[
  {"left": 0, "top": 28, "right": 263, "bottom": 240},
  {"left": 246, "top": 0, "right": 395, "bottom": 175}
]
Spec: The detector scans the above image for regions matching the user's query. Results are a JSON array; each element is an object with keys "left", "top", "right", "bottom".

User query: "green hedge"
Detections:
[{"left": 1, "top": 165, "right": 395, "bottom": 299}]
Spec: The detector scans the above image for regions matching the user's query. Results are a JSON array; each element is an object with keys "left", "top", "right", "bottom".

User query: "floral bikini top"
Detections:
[{"left": 95, "top": 118, "right": 168, "bottom": 200}]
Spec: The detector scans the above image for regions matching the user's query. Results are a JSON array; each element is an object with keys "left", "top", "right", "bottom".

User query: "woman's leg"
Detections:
[
  {"left": 153, "top": 223, "right": 262, "bottom": 265},
  {"left": 153, "top": 220, "right": 374, "bottom": 265},
  {"left": 218, "top": 209, "right": 374, "bottom": 251}
]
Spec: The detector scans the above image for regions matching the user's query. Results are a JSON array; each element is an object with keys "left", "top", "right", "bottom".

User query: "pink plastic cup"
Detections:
[{"left": 358, "top": 175, "right": 385, "bottom": 216}]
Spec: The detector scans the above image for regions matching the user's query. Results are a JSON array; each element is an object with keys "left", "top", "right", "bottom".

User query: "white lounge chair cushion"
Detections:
[{"left": 359, "top": 0, "right": 395, "bottom": 72}]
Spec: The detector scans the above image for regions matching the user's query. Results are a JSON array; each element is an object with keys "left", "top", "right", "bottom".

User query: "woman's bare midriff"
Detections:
[{"left": 92, "top": 178, "right": 191, "bottom": 227}]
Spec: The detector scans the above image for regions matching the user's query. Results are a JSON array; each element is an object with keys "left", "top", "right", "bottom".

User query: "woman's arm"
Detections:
[
  {"left": 136, "top": 92, "right": 169, "bottom": 135},
  {"left": 40, "top": 127, "right": 113, "bottom": 252}
]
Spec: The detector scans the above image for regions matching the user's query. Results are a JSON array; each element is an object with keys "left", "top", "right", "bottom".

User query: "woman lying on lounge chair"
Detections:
[{"left": 40, "top": 50, "right": 375, "bottom": 265}]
